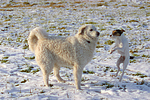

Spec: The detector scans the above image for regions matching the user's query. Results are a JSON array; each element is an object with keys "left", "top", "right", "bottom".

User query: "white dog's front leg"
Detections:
[{"left": 73, "top": 65, "right": 83, "bottom": 90}]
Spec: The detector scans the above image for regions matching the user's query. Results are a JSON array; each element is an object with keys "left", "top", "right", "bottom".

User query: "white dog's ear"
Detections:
[{"left": 78, "top": 25, "right": 87, "bottom": 35}]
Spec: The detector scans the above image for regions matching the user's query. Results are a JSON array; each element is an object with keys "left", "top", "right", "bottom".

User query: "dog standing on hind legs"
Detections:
[{"left": 110, "top": 29, "right": 129, "bottom": 82}]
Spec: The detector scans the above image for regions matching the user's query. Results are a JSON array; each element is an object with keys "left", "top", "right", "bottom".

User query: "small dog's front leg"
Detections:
[
  {"left": 110, "top": 47, "right": 124, "bottom": 54},
  {"left": 110, "top": 45, "right": 117, "bottom": 54},
  {"left": 110, "top": 49, "right": 115, "bottom": 54}
]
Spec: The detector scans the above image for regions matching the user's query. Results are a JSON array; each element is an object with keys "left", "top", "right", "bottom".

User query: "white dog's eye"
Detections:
[{"left": 90, "top": 29, "right": 93, "bottom": 31}]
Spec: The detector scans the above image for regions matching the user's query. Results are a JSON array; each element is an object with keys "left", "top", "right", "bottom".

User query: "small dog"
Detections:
[
  {"left": 110, "top": 29, "right": 129, "bottom": 82},
  {"left": 28, "top": 24, "right": 100, "bottom": 89}
]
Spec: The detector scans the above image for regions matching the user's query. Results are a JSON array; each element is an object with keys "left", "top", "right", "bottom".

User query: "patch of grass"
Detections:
[
  {"left": 23, "top": 2, "right": 30, "bottom": 5},
  {"left": 136, "top": 80, "right": 145, "bottom": 85},
  {"left": 21, "top": 79, "right": 28, "bottom": 83},
  {"left": 132, "top": 72, "right": 147, "bottom": 78},
  {"left": 104, "top": 67, "right": 110, "bottom": 72},
  {"left": 101, "top": 82, "right": 114, "bottom": 89},
  {"left": 24, "top": 56, "right": 35, "bottom": 60},
  {"left": 0, "top": 59, "right": 9, "bottom": 63},
  {"left": 110, "top": 69, "right": 115, "bottom": 72},
  {"left": 32, "top": 69, "right": 40, "bottom": 74},
  {"left": 100, "top": 28, "right": 106, "bottom": 31},
  {"left": 0, "top": 56, "right": 9, "bottom": 63},
  {"left": 96, "top": 2, "right": 108, "bottom": 6},
  {"left": 22, "top": 45, "right": 29, "bottom": 49},
  {"left": 96, "top": 45, "right": 104, "bottom": 48},
  {"left": 15, "top": 84, "right": 19, "bottom": 86},
  {"left": 50, "top": 84, "right": 53, "bottom": 87},
  {"left": 40, "top": 90, "right": 45, "bottom": 93},
  {"left": 146, "top": 12, "right": 150, "bottom": 17},
  {"left": 130, "top": 49, "right": 138, "bottom": 53},
  {"left": 2, "top": 56, "right": 9, "bottom": 59},
  {"left": 81, "top": 77, "right": 89, "bottom": 82},
  {"left": 23, "top": 39, "right": 28, "bottom": 43},
  {"left": 130, "top": 59, "right": 136, "bottom": 63},
  {"left": 58, "top": 34, "right": 63, "bottom": 36},
  {"left": 83, "top": 70, "right": 95, "bottom": 74},
  {"left": 139, "top": 6, "right": 145, "bottom": 9},
  {"left": 16, "top": 37, "right": 23, "bottom": 43},
  {"left": 58, "top": 27, "right": 66, "bottom": 30},
  {"left": 142, "top": 54, "right": 150, "bottom": 58},
  {"left": 3, "top": 3, "right": 34, "bottom": 8},
  {"left": 104, "top": 40, "right": 114, "bottom": 45},
  {"left": 0, "top": 9, "right": 14, "bottom": 11},
  {"left": 126, "top": 20, "right": 139, "bottom": 23},
  {"left": 20, "top": 66, "right": 33, "bottom": 73},
  {"left": 84, "top": 22, "right": 98, "bottom": 24},
  {"left": 74, "top": 1, "right": 82, "bottom": 4},
  {"left": 132, "top": 53, "right": 140, "bottom": 57}
]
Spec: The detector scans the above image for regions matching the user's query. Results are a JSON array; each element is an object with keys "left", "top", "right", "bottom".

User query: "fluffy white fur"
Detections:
[
  {"left": 110, "top": 29, "right": 129, "bottom": 82},
  {"left": 28, "top": 24, "right": 100, "bottom": 89}
]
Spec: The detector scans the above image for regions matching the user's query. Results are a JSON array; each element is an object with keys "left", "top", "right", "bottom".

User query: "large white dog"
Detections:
[{"left": 28, "top": 25, "right": 100, "bottom": 89}]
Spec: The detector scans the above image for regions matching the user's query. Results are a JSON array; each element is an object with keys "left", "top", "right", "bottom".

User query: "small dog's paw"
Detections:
[
  {"left": 110, "top": 50, "right": 113, "bottom": 54},
  {"left": 110, "top": 49, "right": 115, "bottom": 54}
]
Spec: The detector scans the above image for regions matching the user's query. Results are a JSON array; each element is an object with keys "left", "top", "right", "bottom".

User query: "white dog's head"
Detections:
[
  {"left": 110, "top": 29, "right": 125, "bottom": 39},
  {"left": 77, "top": 24, "right": 100, "bottom": 43}
]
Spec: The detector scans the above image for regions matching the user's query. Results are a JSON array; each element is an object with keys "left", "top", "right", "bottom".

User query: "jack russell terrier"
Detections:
[{"left": 110, "top": 29, "right": 129, "bottom": 82}]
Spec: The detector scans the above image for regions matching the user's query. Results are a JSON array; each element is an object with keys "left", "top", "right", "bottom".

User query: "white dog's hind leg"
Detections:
[
  {"left": 36, "top": 50, "right": 54, "bottom": 87},
  {"left": 53, "top": 64, "right": 66, "bottom": 83},
  {"left": 40, "top": 65, "right": 53, "bottom": 87},
  {"left": 73, "top": 65, "right": 84, "bottom": 90}
]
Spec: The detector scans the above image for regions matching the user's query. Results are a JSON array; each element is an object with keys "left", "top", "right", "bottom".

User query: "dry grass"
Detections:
[
  {"left": 0, "top": 9, "right": 13, "bottom": 11},
  {"left": 2, "top": 1, "right": 65, "bottom": 8}
]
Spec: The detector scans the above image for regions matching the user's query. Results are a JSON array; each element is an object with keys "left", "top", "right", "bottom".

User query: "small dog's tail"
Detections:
[{"left": 28, "top": 27, "right": 49, "bottom": 52}]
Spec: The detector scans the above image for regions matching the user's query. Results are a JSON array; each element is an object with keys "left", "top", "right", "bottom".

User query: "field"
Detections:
[{"left": 0, "top": 0, "right": 150, "bottom": 99}]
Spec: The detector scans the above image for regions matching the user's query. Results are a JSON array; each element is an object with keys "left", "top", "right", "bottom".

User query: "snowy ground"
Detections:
[{"left": 0, "top": 0, "right": 150, "bottom": 100}]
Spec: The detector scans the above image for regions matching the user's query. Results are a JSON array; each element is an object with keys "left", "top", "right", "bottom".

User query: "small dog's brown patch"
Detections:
[{"left": 112, "top": 29, "right": 125, "bottom": 36}]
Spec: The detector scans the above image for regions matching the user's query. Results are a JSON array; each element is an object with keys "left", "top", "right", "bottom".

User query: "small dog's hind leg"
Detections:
[
  {"left": 53, "top": 64, "right": 66, "bottom": 83},
  {"left": 119, "top": 58, "right": 128, "bottom": 82},
  {"left": 116, "top": 56, "right": 125, "bottom": 77},
  {"left": 116, "top": 57, "right": 122, "bottom": 76}
]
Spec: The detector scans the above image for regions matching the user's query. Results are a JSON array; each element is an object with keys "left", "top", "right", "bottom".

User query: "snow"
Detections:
[{"left": 0, "top": 0, "right": 150, "bottom": 100}]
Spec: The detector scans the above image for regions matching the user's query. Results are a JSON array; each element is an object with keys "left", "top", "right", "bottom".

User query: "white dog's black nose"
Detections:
[{"left": 97, "top": 32, "right": 100, "bottom": 37}]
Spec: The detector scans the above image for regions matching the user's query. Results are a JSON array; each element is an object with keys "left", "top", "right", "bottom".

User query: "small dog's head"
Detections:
[
  {"left": 77, "top": 24, "right": 100, "bottom": 42},
  {"left": 110, "top": 29, "right": 125, "bottom": 39}
]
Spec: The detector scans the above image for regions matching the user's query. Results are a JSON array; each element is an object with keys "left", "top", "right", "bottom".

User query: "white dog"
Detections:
[
  {"left": 110, "top": 29, "right": 129, "bottom": 82},
  {"left": 28, "top": 25, "right": 100, "bottom": 89}
]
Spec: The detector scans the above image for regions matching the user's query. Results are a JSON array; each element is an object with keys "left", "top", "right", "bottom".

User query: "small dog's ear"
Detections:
[
  {"left": 121, "top": 29, "right": 125, "bottom": 33},
  {"left": 78, "top": 25, "right": 87, "bottom": 35}
]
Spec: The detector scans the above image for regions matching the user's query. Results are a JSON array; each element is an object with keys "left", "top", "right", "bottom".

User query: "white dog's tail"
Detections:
[{"left": 28, "top": 27, "right": 49, "bottom": 52}]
